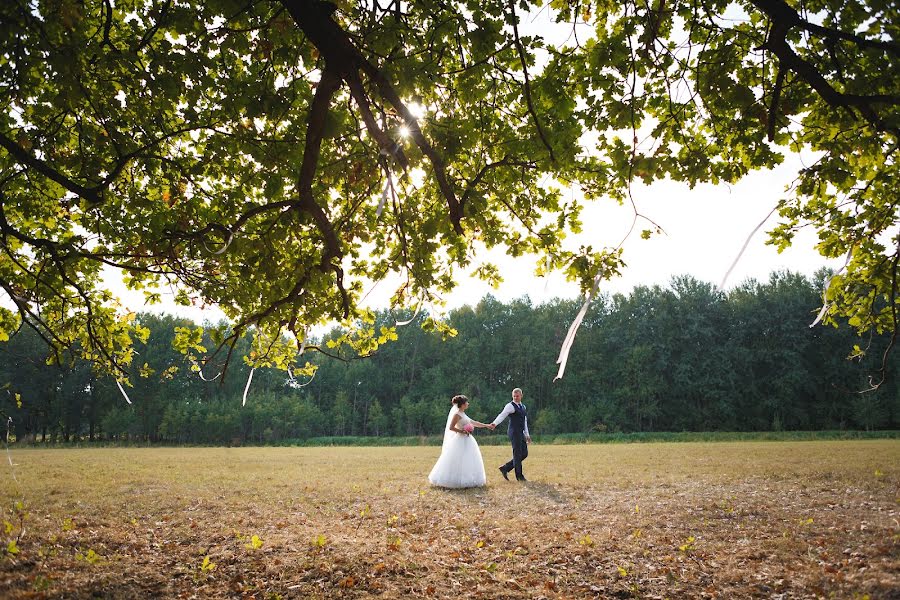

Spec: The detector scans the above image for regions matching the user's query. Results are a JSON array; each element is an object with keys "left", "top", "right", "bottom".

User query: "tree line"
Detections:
[{"left": 1, "top": 270, "right": 897, "bottom": 444}]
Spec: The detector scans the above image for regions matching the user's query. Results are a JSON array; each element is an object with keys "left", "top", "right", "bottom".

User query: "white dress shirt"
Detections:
[{"left": 491, "top": 401, "right": 530, "bottom": 437}]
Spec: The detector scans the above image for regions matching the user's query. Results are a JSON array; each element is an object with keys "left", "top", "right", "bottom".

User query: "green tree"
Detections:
[
  {"left": 852, "top": 394, "right": 889, "bottom": 431},
  {"left": 4, "top": 269, "right": 900, "bottom": 442},
  {"left": 534, "top": 406, "right": 563, "bottom": 434},
  {"left": 331, "top": 390, "right": 351, "bottom": 436},
  {"left": 366, "top": 399, "right": 387, "bottom": 436},
  {"left": 0, "top": 0, "right": 895, "bottom": 387}
]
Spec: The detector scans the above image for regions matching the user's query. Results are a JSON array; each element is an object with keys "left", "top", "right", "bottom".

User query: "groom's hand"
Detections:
[
  {"left": 488, "top": 424, "right": 496, "bottom": 430},
  {"left": 525, "top": 435, "right": 532, "bottom": 444}
]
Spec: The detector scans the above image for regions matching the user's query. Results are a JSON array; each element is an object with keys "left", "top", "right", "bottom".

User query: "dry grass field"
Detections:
[{"left": 0, "top": 441, "right": 897, "bottom": 599}]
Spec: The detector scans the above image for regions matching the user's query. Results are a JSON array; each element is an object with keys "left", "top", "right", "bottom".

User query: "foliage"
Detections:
[{"left": 0, "top": 0, "right": 896, "bottom": 383}]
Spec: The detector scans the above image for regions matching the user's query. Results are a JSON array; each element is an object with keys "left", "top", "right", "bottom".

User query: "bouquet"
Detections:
[{"left": 463, "top": 423, "right": 474, "bottom": 433}]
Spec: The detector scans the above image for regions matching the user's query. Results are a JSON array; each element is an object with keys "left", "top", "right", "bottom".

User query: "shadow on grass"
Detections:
[
  {"left": 429, "top": 485, "right": 491, "bottom": 500},
  {"left": 518, "top": 481, "right": 570, "bottom": 504},
  {"left": 430, "top": 481, "right": 571, "bottom": 505}
]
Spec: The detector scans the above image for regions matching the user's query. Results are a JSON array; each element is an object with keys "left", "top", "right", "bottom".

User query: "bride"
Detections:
[{"left": 428, "top": 395, "right": 491, "bottom": 488}]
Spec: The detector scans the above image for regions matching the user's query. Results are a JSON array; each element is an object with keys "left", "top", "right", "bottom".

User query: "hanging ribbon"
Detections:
[
  {"left": 115, "top": 379, "right": 132, "bottom": 404},
  {"left": 241, "top": 367, "right": 255, "bottom": 407},
  {"left": 377, "top": 172, "right": 392, "bottom": 218},
  {"left": 543, "top": 254, "right": 551, "bottom": 294},
  {"left": 202, "top": 226, "right": 235, "bottom": 256},
  {"left": 197, "top": 370, "right": 222, "bottom": 382},
  {"left": 395, "top": 302, "right": 422, "bottom": 327},
  {"left": 554, "top": 275, "right": 601, "bottom": 381},
  {"left": 195, "top": 362, "right": 222, "bottom": 382},
  {"left": 809, "top": 247, "right": 854, "bottom": 328},
  {"left": 5, "top": 417, "right": 19, "bottom": 487},
  {"left": 287, "top": 366, "right": 317, "bottom": 388},
  {"left": 718, "top": 204, "right": 779, "bottom": 291},
  {"left": 298, "top": 325, "right": 309, "bottom": 356}
]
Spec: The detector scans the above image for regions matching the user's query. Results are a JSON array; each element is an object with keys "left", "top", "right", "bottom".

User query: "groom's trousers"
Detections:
[{"left": 501, "top": 432, "right": 528, "bottom": 479}]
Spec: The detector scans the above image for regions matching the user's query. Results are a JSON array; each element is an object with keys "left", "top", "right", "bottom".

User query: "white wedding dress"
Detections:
[{"left": 428, "top": 408, "right": 487, "bottom": 488}]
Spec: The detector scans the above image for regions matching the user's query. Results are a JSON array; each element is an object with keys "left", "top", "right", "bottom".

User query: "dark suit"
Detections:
[{"left": 499, "top": 401, "right": 528, "bottom": 480}]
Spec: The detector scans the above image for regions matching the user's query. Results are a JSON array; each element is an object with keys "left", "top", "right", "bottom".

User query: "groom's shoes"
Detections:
[
  {"left": 516, "top": 477, "right": 527, "bottom": 482},
  {"left": 499, "top": 467, "right": 510, "bottom": 481}
]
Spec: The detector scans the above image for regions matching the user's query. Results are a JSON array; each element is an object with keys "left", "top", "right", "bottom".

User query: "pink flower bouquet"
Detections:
[{"left": 463, "top": 423, "right": 475, "bottom": 433}]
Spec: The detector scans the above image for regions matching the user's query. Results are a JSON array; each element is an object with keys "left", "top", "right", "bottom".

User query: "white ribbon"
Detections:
[
  {"left": 195, "top": 364, "right": 222, "bottom": 382},
  {"left": 202, "top": 229, "right": 235, "bottom": 256},
  {"left": 115, "top": 379, "right": 133, "bottom": 404},
  {"left": 543, "top": 255, "right": 551, "bottom": 294},
  {"left": 288, "top": 366, "right": 317, "bottom": 388},
  {"left": 809, "top": 247, "right": 854, "bottom": 328},
  {"left": 242, "top": 367, "right": 255, "bottom": 406},
  {"left": 395, "top": 303, "right": 422, "bottom": 327},
  {"left": 5, "top": 417, "right": 19, "bottom": 487},
  {"left": 298, "top": 326, "right": 309, "bottom": 356},
  {"left": 554, "top": 275, "right": 601, "bottom": 381},
  {"left": 377, "top": 171, "right": 394, "bottom": 218},
  {"left": 197, "top": 370, "right": 221, "bottom": 382},
  {"left": 718, "top": 204, "right": 779, "bottom": 291}
]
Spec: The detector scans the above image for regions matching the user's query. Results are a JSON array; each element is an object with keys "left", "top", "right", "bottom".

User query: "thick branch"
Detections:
[
  {"left": 751, "top": 0, "right": 900, "bottom": 56},
  {"left": 1, "top": 122, "right": 215, "bottom": 208},
  {"left": 224, "top": 63, "right": 347, "bottom": 342},
  {"left": 364, "top": 68, "right": 465, "bottom": 233},
  {"left": 767, "top": 65, "right": 785, "bottom": 142},
  {"left": 281, "top": 0, "right": 465, "bottom": 234},
  {"left": 752, "top": 1, "right": 900, "bottom": 136},
  {"left": 508, "top": 0, "right": 556, "bottom": 162},
  {"left": 297, "top": 67, "right": 348, "bottom": 318},
  {"left": 344, "top": 72, "right": 409, "bottom": 169},
  {"left": 0, "top": 132, "right": 102, "bottom": 203}
]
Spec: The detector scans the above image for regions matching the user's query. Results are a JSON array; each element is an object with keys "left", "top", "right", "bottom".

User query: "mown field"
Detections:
[{"left": 0, "top": 441, "right": 897, "bottom": 599}]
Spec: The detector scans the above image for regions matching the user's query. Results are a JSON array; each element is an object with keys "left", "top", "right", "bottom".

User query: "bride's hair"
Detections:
[{"left": 451, "top": 394, "right": 469, "bottom": 407}]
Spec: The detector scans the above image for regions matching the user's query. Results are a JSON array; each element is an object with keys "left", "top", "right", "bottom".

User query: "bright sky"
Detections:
[{"left": 354, "top": 153, "right": 835, "bottom": 313}]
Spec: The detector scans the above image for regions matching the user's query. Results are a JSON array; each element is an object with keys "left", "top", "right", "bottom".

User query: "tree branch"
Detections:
[
  {"left": 751, "top": 0, "right": 900, "bottom": 56},
  {"left": 460, "top": 156, "right": 537, "bottom": 213},
  {"left": 344, "top": 72, "right": 409, "bottom": 170},
  {"left": 221, "top": 61, "right": 348, "bottom": 357},
  {"left": 767, "top": 65, "right": 785, "bottom": 142},
  {"left": 508, "top": 0, "right": 556, "bottom": 162},
  {"left": 0, "top": 132, "right": 102, "bottom": 203},
  {"left": 752, "top": 0, "right": 900, "bottom": 136},
  {"left": 281, "top": 0, "right": 465, "bottom": 234}
]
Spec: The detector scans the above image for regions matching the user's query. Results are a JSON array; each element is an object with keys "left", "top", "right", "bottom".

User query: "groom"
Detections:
[{"left": 489, "top": 387, "right": 532, "bottom": 481}]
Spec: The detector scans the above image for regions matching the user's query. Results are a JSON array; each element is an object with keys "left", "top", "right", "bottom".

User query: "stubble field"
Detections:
[{"left": 0, "top": 441, "right": 897, "bottom": 599}]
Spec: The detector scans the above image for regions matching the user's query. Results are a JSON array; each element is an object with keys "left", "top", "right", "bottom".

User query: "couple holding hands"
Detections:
[{"left": 428, "top": 388, "right": 531, "bottom": 488}]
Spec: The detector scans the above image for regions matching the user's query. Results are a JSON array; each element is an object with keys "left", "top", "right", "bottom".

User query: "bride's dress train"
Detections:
[{"left": 428, "top": 410, "right": 486, "bottom": 488}]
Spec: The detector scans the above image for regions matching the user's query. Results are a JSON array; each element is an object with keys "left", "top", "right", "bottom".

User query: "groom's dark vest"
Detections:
[{"left": 508, "top": 402, "right": 527, "bottom": 437}]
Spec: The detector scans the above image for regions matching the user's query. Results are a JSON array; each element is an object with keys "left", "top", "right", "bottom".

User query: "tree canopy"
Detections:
[{"left": 1, "top": 0, "right": 897, "bottom": 384}]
